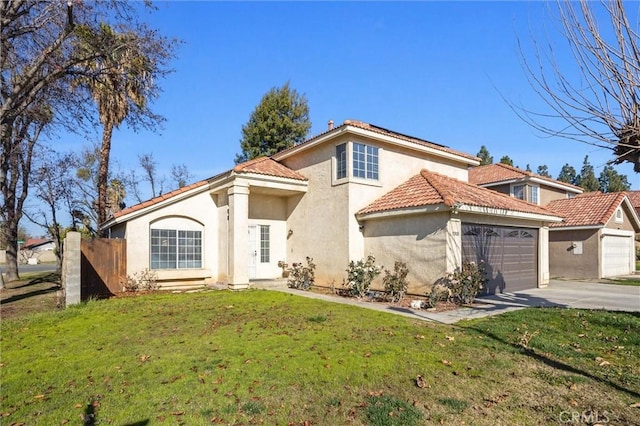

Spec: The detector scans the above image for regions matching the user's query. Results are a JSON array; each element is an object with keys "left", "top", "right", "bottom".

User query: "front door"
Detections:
[{"left": 248, "top": 225, "right": 258, "bottom": 279}]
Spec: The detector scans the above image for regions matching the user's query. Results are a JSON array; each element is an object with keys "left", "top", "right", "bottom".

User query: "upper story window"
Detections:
[
  {"left": 336, "top": 143, "right": 347, "bottom": 179},
  {"left": 511, "top": 183, "right": 539, "bottom": 204},
  {"left": 335, "top": 142, "right": 379, "bottom": 183}
]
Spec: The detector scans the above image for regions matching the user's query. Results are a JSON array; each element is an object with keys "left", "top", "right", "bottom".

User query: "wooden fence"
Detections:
[{"left": 81, "top": 238, "right": 126, "bottom": 299}]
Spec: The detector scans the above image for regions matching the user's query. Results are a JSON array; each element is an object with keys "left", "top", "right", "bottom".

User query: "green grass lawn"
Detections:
[{"left": 1, "top": 290, "right": 639, "bottom": 425}]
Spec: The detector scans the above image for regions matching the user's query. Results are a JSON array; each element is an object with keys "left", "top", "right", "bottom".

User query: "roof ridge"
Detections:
[
  {"left": 233, "top": 156, "right": 269, "bottom": 172},
  {"left": 419, "top": 170, "right": 455, "bottom": 207}
]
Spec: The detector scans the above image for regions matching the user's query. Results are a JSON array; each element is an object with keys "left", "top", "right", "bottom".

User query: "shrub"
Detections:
[
  {"left": 120, "top": 268, "right": 158, "bottom": 292},
  {"left": 344, "top": 255, "right": 382, "bottom": 298},
  {"left": 287, "top": 257, "right": 316, "bottom": 290},
  {"left": 382, "top": 261, "right": 409, "bottom": 302},
  {"left": 444, "top": 260, "right": 487, "bottom": 305}
]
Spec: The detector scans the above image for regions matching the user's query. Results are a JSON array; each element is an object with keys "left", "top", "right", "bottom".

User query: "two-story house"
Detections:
[{"left": 103, "top": 120, "right": 563, "bottom": 294}]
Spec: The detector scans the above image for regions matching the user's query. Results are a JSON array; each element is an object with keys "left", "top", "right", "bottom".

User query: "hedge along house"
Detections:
[
  {"left": 102, "top": 120, "right": 563, "bottom": 293},
  {"left": 547, "top": 192, "right": 640, "bottom": 279}
]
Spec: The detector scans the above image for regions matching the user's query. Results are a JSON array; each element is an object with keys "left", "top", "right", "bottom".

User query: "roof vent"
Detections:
[{"left": 328, "top": 120, "right": 334, "bottom": 131}]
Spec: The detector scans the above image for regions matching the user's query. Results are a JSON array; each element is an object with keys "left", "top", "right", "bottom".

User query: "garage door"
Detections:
[
  {"left": 602, "top": 235, "right": 633, "bottom": 277},
  {"left": 462, "top": 224, "right": 538, "bottom": 294}
]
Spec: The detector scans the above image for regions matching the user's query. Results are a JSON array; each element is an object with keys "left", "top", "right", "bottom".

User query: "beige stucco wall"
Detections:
[
  {"left": 605, "top": 204, "right": 636, "bottom": 232},
  {"left": 549, "top": 229, "right": 600, "bottom": 278},
  {"left": 121, "top": 189, "right": 219, "bottom": 288},
  {"left": 363, "top": 212, "right": 450, "bottom": 295},
  {"left": 540, "top": 185, "right": 571, "bottom": 206},
  {"left": 280, "top": 133, "right": 471, "bottom": 286}
]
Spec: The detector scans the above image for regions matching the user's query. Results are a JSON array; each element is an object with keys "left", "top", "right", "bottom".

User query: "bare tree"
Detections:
[
  {"left": 139, "top": 153, "right": 164, "bottom": 198},
  {"left": 1, "top": 1, "right": 177, "bottom": 279},
  {"left": 517, "top": 0, "right": 640, "bottom": 171},
  {"left": 170, "top": 163, "right": 193, "bottom": 189},
  {"left": 26, "top": 149, "right": 76, "bottom": 273}
]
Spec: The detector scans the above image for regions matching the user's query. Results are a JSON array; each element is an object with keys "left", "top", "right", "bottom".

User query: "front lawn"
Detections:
[{"left": 1, "top": 290, "right": 638, "bottom": 425}]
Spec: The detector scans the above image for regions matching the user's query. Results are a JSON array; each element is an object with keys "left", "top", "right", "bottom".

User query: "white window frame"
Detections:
[
  {"left": 150, "top": 228, "right": 203, "bottom": 270},
  {"left": 332, "top": 141, "right": 381, "bottom": 187},
  {"left": 615, "top": 207, "right": 623, "bottom": 223}
]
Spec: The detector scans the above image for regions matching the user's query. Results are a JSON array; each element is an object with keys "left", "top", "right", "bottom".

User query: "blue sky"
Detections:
[{"left": 58, "top": 1, "right": 640, "bottom": 204}]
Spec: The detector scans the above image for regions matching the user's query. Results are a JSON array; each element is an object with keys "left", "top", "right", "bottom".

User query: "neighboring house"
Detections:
[
  {"left": 469, "top": 163, "right": 583, "bottom": 205},
  {"left": 102, "top": 120, "right": 563, "bottom": 294},
  {"left": 20, "top": 238, "right": 56, "bottom": 264},
  {"left": 625, "top": 190, "right": 640, "bottom": 218},
  {"left": 547, "top": 192, "right": 640, "bottom": 279}
]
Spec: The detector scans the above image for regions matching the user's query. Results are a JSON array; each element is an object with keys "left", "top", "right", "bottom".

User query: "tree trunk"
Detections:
[
  {"left": 97, "top": 122, "right": 113, "bottom": 237},
  {"left": 3, "top": 217, "right": 19, "bottom": 282}
]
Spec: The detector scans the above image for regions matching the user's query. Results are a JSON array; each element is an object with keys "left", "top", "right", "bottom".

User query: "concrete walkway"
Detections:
[{"left": 252, "top": 279, "right": 640, "bottom": 324}]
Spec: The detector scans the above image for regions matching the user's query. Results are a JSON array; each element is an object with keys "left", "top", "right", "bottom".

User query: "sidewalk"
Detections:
[{"left": 251, "top": 279, "right": 640, "bottom": 325}]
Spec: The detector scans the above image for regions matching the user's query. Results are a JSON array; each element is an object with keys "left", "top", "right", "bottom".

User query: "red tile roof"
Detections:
[
  {"left": 358, "top": 170, "right": 559, "bottom": 217},
  {"left": 113, "top": 180, "right": 209, "bottom": 219},
  {"left": 111, "top": 158, "right": 306, "bottom": 220},
  {"left": 233, "top": 156, "right": 307, "bottom": 181},
  {"left": 22, "top": 238, "right": 52, "bottom": 248},
  {"left": 546, "top": 192, "right": 627, "bottom": 228},
  {"left": 625, "top": 190, "right": 640, "bottom": 208},
  {"left": 275, "top": 119, "right": 480, "bottom": 163},
  {"left": 469, "top": 163, "right": 582, "bottom": 192}
]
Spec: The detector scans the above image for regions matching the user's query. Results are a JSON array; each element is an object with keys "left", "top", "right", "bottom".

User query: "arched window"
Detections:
[{"left": 150, "top": 217, "right": 203, "bottom": 270}]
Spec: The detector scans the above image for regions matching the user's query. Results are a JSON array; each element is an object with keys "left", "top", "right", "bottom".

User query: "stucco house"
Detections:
[
  {"left": 20, "top": 238, "right": 56, "bottom": 264},
  {"left": 102, "top": 120, "right": 563, "bottom": 294},
  {"left": 468, "top": 163, "right": 583, "bottom": 205},
  {"left": 546, "top": 192, "right": 639, "bottom": 279}
]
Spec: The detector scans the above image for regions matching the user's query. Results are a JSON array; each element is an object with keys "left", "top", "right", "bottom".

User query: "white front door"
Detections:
[{"left": 248, "top": 225, "right": 258, "bottom": 279}]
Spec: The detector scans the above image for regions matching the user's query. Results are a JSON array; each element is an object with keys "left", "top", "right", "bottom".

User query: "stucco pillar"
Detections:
[
  {"left": 446, "top": 218, "right": 462, "bottom": 273},
  {"left": 538, "top": 226, "right": 550, "bottom": 287},
  {"left": 64, "top": 231, "right": 82, "bottom": 305},
  {"left": 227, "top": 183, "right": 250, "bottom": 289}
]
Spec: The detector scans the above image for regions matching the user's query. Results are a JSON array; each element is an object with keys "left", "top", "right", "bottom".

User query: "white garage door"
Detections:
[{"left": 602, "top": 235, "right": 633, "bottom": 277}]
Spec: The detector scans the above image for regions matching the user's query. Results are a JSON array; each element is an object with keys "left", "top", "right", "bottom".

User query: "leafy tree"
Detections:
[
  {"left": 518, "top": 1, "right": 640, "bottom": 171},
  {"left": 536, "top": 165, "right": 551, "bottom": 177},
  {"left": 499, "top": 155, "right": 514, "bottom": 166},
  {"left": 599, "top": 165, "right": 631, "bottom": 193},
  {"left": 576, "top": 156, "right": 601, "bottom": 192},
  {"left": 476, "top": 145, "right": 493, "bottom": 165},
  {"left": 525, "top": 164, "right": 532, "bottom": 172},
  {"left": 235, "top": 82, "right": 311, "bottom": 163},
  {"left": 557, "top": 163, "right": 578, "bottom": 185}
]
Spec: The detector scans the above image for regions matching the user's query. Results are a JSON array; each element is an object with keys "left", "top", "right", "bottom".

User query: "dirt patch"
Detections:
[{"left": 1, "top": 273, "right": 63, "bottom": 320}]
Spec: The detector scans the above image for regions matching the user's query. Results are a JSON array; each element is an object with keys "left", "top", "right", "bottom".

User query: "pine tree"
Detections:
[
  {"left": 235, "top": 82, "right": 311, "bottom": 163},
  {"left": 557, "top": 163, "right": 577, "bottom": 185},
  {"left": 536, "top": 165, "right": 551, "bottom": 177},
  {"left": 476, "top": 145, "right": 493, "bottom": 165},
  {"left": 576, "top": 156, "right": 601, "bottom": 192},
  {"left": 598, "top": 165, "right": 631, "bottom": 192},
  {"left": 499, "top": 155, "right": 514, "bottom": 166}
]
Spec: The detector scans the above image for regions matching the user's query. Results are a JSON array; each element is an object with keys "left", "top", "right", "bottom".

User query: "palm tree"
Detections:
[{"left": 76, "top": 24, "right": 153, "bottom": 234}]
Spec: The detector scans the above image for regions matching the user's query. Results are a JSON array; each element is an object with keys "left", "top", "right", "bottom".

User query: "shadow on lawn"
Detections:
[
  {"left": 0, "top": 283, "right": 60, "bottom": 305},
  {"left": 468, "top": 316, "right": 640, "bottom": 400}
]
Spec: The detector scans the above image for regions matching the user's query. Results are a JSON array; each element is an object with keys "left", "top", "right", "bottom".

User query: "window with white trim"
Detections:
[
  {"left": 336, "top": 143, "right": 347, "bottom": 179},
  {"left": 511, "top": 183, "right": 539, "bottom": 204},
  {"left": 512, "top": 184, "right": 525, "bottom": 200},
  {"left": 260, "top": 225, "right": 270, "bottom": 263},
  {"left": 352, "top": 143, "right": 379, "bottom": 180},
  {"left": 615, "top": 207, "right": 623, "bottom": 223},
  {"left": 151, "top": 228, "right": 202, "bottom": 269},
  {"left": 531, "top": 186, "right": 539, "bottom": 204}
]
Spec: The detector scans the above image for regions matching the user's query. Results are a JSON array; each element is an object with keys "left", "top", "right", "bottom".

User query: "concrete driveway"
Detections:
[{"left": 430, "top": 280, "right": 640, "bottom": 324}]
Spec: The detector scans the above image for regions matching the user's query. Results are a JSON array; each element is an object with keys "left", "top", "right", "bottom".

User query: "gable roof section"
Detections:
[
  {"left": 273, "top": 119, "right": 480, "bottom": 165},
  {"left": 357, "top": 170, "right": 560, "bottom": 219},
  {"left": 469, "top": 163, "right": 583, "bottom": 193},
  {"left": 625, "top": 190, "right": 640, "bottom": 208},
  {"left": 547, "top": 192, "right": 639, "bottom": 229},
  {"left": 233, "top": 156, "right": 307, "bottom": 181},
  {"left": 110, "top": 157, "right": 306, "bottom": 221}
]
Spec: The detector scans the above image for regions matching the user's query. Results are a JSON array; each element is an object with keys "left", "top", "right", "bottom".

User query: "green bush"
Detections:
[
  {"left": 344, "top": 255, "right": 382, "bottom": 298},
  {"left": 383, "top": 261, "right": 409, "bottom": 302},
  {"left": 287, "top": 257, "right": 316, "bottom": 290},
  {"left": 444, "top": 260, "right": 488, "bottom": 305}
]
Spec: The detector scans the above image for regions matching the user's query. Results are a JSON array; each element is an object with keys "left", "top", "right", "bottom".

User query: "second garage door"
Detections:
[
  {"left": 462, "top": 224, "right": 538, "bottom": 294},
  {"left": 601, "top": 235, "right": 633, "bottom": 277}
]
